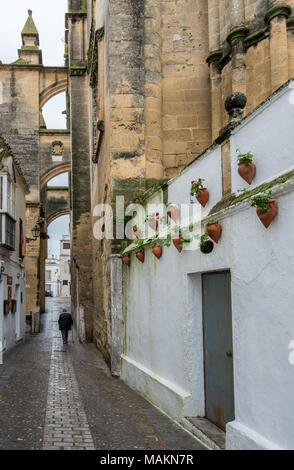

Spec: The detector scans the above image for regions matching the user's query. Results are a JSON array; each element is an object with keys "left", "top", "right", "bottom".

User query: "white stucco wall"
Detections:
[
  {"left": 121, "top": 81, "right": 294, "bottom": 450},
  {"left": 231, "top": 84, "right": 294, "bottom": 194},
  {"left": 0, "top": 158, "right": 26, "bottom": 353}
]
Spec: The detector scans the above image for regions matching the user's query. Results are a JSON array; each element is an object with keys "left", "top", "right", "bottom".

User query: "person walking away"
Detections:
[{"left": 58, "top": 308, "right": 73, "bottom": 344}]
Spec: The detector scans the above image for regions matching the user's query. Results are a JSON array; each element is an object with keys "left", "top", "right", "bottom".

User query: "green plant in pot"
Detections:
[
  {"left": 145, "top": 212, "right": 162, "bottom": 232},
  {"left": 167, "top": 203, "right": 179, "bottom": 222},
  {"left": 251, "top": 190, "right": 278, "bottom": 228},
  {"left": 133, "top": 224, "right": 141, "bottom": 239},
  {"left": 134, "top": 238, "right": 145, "bottom": 263},
  {"left": 151, "top": 240, "right": 163, "bottom": 259},
  {"left": 121, "top": 242, "right": 131, "bottom": 266},
  {"left": 236, "top": 149, "right": 256, "bottom": 185},
  {"left": 190, "top": 178, "right": 209, "bottom": 207},
  {"left": 199, "top": 233, "right": 214, "bottom": 254},
  {"left": 172, "top": 226, "right": 194, "bottom": 253},
  {"left": 205, "top": 218, "right": 222, "bottom": 244}
]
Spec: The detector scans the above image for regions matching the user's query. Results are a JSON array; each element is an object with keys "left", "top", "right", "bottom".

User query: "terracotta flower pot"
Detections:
[
  {"left": 238, "top": 162, "right": 256, "bottom": 185},
  {"left": 148, "top": 218, "right": 158, "bottom": 231},
  {"left": 172, "top": 235, "right": 183, "bottom": 253},
  {"left": 136, "top": 250, "right": 145, "bottom": 263},
  {"left": 152, "top": 245, "right": 162, "bottom": 259},
  {"left": 122, "top": 255, "right": 130, "bottom": 266},
  {"left": 167, "top": 206, "right": 179, "bottom": 222},
  {"left": 133, "top": 228, "right": 141, "bottom": 239},
  {"left": 205, "top": 221, "right": 222, "bottom": 244},
  {"left": 196, "top": 188, "right": 209, "bottom": 207},
  {"left": 256, "top": 200, "right": 278, "bottom": 228}
]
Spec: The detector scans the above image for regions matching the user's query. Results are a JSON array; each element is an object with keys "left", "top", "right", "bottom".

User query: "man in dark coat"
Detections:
[{"left": 58, "top": 308, "right": 73, "bottom": 344}]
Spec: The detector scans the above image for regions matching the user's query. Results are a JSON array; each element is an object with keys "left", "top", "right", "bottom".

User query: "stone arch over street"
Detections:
[
  {"left": 39, "top": 77, "right": 68, "bottom": 109},
  {"left": 47, "top": 208, "right": 71, "bottom": 227},
  {"left": 40, "top": 162, "right": 72, "bottom": 190}
]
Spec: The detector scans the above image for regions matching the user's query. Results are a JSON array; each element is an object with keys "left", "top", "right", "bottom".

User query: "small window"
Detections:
[
  {"left": 0, "top": 174, "right": 16, "bottom": 218},
  {"left": 63, "top": 280, "right": 68, "bottom": 286},
  {"left": 0, "top": 214, "right": 15, "bottom": 251},
  {"left": 63, "top": 243, "right": 70, "bottom": 250}
]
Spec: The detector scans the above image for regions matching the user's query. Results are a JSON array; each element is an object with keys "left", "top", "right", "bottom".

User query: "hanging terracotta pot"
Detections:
[
  {"left": 133, "top": 228, "right": 141, "bottom": 239},
  {"left": 122, "top": 255, "right": 131, "bottom": 266},
  {"left": 167, "top": 206, "right": 179, "bottom": 222},
  {"left": 148, "top": 218, "right": 158, "bottom": 231},
  {"left": 205, "top": 221, "right": 222, "bottom": 244},
  {"left": 196, "top": 188, "right": 209, "bottom": 207},
  {"left": 152, "top": 245, "right": 162, "bottom": 259},
  {"left": 238, "top": 162, "right": 256, "bottom": 185},
  {"left": 256, "top": 200, "right": 278, "bottom": 228},
  {"left": 172, "top": 235, "right": 183, "bottom": 253},
  {"left": 136, "top": 250, "right": 145, "bottom": 263},
  {"left": 200, "top": 240, "right": 214, "bottom": 254}
]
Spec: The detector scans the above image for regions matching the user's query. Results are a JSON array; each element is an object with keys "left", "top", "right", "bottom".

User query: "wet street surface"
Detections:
[{"left": 0, "top": 298, "right": 205, "bottom": 451}]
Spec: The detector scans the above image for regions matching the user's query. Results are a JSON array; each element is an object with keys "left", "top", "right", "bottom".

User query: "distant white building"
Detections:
[
  {"left": 59, "top": 235, "right": 70, "bottom": 297},
  {"left": 0, "top": 137, "right": 28, "bottom": 352},
  {"left": 45, "top": 255, "right": 60, "bottom": 297}
]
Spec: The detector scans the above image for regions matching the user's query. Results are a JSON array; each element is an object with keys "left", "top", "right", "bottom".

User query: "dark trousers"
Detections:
[{"left": 61, "top": 330, "right": 69, "bottom": 344}]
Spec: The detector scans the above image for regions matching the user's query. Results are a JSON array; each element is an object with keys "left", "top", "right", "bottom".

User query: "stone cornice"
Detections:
[
  {"left": 264, "top": 3, "right": 291, "bottom": 24},
  {"left": 206, "top": 49, "right": 223, "bottom": 65},
  {"left": 227, "top": 25, "right": 250, "bottom": 46},
  {"left": 245, "top": 27, "right": 269, "bottom": 48},
  {"left": 206, "top": 8, "right": 292, "bottom": 68},
  {"left": 69, "top": 65, "right": 87, "bottom": 76}
]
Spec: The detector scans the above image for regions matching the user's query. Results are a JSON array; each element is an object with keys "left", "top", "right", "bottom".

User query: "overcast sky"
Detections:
[
  {"left": 0, "top": 1, "right": 67, "bottom": 129},
  {"left": 0, "top": 0, "right": 67, "bottom": 66},
  {"left": 0, "top": 1, "right": 70, "bottom": 257},
  {"left": 48, "top": 215, "right": 70, "bottom": 258}
]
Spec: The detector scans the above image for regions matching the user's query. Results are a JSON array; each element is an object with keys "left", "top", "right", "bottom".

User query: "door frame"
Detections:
[{"left": 201, "top": 269, "right": 234, "bottom": 430}]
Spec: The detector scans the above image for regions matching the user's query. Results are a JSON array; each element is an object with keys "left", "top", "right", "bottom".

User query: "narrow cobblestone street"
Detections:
[{"left": 0, "top": 298, "right": 205, "bottom": 451}]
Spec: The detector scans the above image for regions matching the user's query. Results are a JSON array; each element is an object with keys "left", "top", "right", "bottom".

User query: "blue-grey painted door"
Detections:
[{"left": 202, "top": 271, "right": 234, "bottom": 430}]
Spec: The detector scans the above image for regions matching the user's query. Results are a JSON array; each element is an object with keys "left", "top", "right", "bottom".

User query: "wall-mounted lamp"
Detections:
[{"left": 26, "top": 224, "right": 41, "bottom": 243}]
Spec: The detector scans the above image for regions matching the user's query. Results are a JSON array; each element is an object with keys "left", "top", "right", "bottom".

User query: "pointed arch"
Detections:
[
  {"left": 39, "top": 78, "right": 68, "bottom": 109},
  {"left": 40, "top": 162, "right": 71, "bottom": 190},
  {"left": 47, "top": 208, "right": 71, "bottom": 227}
]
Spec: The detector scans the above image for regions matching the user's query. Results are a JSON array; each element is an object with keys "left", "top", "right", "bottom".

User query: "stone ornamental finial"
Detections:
[
  {"left": 225, "top": 92, "right": 247, "bottom": 123},
  {"left": 28, "top": 9, "right": 32, "bottom": 16}
]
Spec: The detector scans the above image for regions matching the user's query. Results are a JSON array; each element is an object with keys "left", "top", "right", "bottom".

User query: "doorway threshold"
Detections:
[{"left": 183, "top": 417, "right": 225, "bottom": 450}]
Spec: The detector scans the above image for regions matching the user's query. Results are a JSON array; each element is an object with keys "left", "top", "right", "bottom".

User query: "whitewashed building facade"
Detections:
[
  {"left": 0, "top": 137, "right": 28, "bottom": 353},
  {"left": 45, "top": 255, "right": 60, "bottom": 298},
  {"left": 116, "top": 81, "right": 294, "bottom": 450},
  {"left": 59, "top": 235, "right": 70, "bottom": 297}
]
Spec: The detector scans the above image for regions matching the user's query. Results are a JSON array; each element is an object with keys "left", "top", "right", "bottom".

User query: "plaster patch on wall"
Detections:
[{"left": 173, "top": 34, "right": 182, "bottom": 41}]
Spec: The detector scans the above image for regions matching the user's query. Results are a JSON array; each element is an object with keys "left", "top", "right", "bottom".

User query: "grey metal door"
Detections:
[{"left": 202, "top": 271, "right": 234, "bottom": 430}]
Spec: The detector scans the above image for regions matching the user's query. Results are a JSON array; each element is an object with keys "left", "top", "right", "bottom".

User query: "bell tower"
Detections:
[{"left": 18, "top": 10, "right": 42, "bottom": 65}]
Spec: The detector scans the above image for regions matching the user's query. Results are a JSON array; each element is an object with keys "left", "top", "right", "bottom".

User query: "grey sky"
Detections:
[
  {"left": 0, "top": 1, "right": 70, "bottom": 256},
  {"left": 48, "top": 215, "right": 70, "bottom": 258},
  {"left": 0, "top": 0, "right": 67, "bottom": 66},
  {"left": 0, "top": 1, "right": 67, "bottom": 129}
]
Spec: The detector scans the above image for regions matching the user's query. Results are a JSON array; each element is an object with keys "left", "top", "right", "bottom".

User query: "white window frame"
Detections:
[{"left": 0, "top": 173, "right": 16, "bottom": 251}]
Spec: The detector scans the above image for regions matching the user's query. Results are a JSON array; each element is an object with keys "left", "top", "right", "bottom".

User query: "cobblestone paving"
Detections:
[
  {"left": 43, "top": 303, "right": 95, "bottom": 450},
  {"left": 0, "top": 298, "right": 206, "bottom": 451}
]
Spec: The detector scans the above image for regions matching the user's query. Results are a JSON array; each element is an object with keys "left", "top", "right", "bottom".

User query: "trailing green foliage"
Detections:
[{"left": 251, "top": 190, "right": 273, "bottom": 212}]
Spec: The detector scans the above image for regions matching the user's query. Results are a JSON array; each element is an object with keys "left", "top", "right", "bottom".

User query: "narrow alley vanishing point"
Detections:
[{"left": 0, "top": 298, "right": 205, "bottom": 451}]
